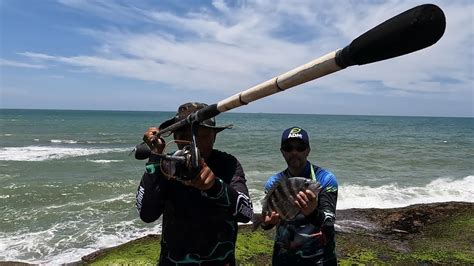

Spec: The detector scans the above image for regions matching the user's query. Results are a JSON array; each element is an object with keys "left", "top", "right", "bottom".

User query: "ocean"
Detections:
[{"left": 1, "top": 109, "right": 473, "bottom": 264}]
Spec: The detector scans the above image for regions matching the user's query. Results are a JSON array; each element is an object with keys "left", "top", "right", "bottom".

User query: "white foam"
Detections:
[
  {"left": 50, "top": 139, "right": 78, "bottom": 144},
  {"left": 0, "top": 173, "right": 15, "bottom": 181},
  {"left": 98, "top": 132, "right": 115, "bottom": 136},
  {"left": 87, "top": 159, "right": 124, "bottom": 164},
  {"left": 249, "top": 176, "right": 474, "bottom": 213},
  {"left": 337, "top": 176, "right": 474, "bottom": 209},
  {"left": 43, "top": 193, "right": 133, "bottom": 210},
  {"left": 0, "top": 216, "right": 162, "bottom": 265},
  {"left": 3, "top": 183, "right": 27, "bottom": 189},
  {"left": 248, "top": 188, "right": 265, "bottom": 213},
  {"left": 0, "top": 146, "right": 129, "bottom": 161}
]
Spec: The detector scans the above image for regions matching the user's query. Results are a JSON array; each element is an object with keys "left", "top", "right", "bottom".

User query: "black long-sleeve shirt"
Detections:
[{"left": 136, "top": 149, "right": 253, "bottom": 264}]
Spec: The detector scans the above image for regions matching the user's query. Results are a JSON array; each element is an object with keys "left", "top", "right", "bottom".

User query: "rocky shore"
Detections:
[
  {"left": 2, "top": 201, "right": 473, "bottom": 265},
  {"left": 334, "top": 201, "right": 473, "bottom": 263}
]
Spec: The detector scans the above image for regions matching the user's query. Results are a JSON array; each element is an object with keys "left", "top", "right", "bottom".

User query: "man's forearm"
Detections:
[
  {"left": 202, "top": 176, "right": 253, "bottom": 223},
  {"left": 306, "top": 190, "right": 337, "bottom": 227},
  {"left": 136, "top": 162, "right": 168, "bottom": 223}
]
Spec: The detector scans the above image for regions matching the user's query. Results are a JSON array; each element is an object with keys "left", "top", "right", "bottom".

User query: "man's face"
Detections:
[
  {"left": 280, "top": 139, "right": 310, "bottom": 171},
  {"left": 173, "top": 126, "right": 216, "bottom": 159}
]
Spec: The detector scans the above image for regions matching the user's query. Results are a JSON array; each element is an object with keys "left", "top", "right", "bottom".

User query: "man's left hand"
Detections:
[
  {"left": 184, "top": 161, "right": 216, "bottom": 190},
  {"left": 295, "top": 189, "right": 318, "bottom": 216}
]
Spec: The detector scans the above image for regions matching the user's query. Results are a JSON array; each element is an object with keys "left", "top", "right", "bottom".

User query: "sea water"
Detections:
[{"left": 1, "top": 109, "right": 472, "bottom": 263}]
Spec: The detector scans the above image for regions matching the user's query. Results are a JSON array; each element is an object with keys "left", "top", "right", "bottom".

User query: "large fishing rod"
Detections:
[{"left": 135, "top": 4, "right": 446, "bottom": 165}]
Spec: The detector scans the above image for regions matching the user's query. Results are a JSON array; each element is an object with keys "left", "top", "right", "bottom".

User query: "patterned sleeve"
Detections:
[
  {"left": 307, "top": 169, "right": 338, "bottom": 227},
  {"left": 135, "top": 154, "right": 169, "bottom": 223},
  {"left": 201, "top": 153, "right": 254, "bottom": 223}
]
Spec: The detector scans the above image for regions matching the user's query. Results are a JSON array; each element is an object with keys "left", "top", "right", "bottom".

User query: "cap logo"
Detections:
[{"left": 288, "top": 128, "right": 303, "bottom": 139}]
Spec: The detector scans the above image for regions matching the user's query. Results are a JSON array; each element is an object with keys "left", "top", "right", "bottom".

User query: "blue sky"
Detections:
[{"left": 1, "top": 0, "right": 473, "bottom": 117}]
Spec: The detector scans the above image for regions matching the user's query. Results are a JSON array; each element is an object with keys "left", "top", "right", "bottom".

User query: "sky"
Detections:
[{"left": 1, "top": 0, "right": 473, "bottom": 117}]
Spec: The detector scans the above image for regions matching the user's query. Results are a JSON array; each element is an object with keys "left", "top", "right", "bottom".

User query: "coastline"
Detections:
[
  {"left": 2, "top": 110, "right": 473, "bottom": 265},
  {"left": 2, "top": 201, "right": 472, "bottom": 265}
]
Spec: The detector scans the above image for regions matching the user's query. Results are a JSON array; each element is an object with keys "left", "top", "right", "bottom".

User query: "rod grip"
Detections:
[{"left": 336, "top": 4, "right": 446, "bottom": 68}]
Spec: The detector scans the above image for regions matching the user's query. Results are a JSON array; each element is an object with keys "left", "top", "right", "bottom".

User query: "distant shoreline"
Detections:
[{"left": 1, "top": 108, "right": 473, "bottom": 119}]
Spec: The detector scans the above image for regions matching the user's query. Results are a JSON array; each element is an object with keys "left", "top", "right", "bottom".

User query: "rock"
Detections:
[{"left": 336, "top": 201, "right": 473, "bottom": 236}]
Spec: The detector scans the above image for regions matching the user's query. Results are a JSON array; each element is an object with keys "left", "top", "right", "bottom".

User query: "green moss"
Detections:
[
  {"left": 336, "top": 233, "right": 402, "bottom": 264},
  {"left": 88, "top": 236, "right": 160, "bottom": 265},
  {"left": 83, "top": 213, "right": 474, "bottom": 265},
  {"left": 337, "top": 249, "right": 377, "bottom": 265},
  {"left": 335, "top": 213, "right": 474, "bottom": 264},
  {"left": 235, "top": 228, "right": 274, "bottom": 263},
  {"left": 87, "top": 226, "right": 275, "bottom": 265},
  {"left": 407, "top": 215, "right": 474, "bottom": 264}
]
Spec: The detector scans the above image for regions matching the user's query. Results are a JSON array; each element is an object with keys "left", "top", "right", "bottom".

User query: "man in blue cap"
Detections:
[{"left": 261, "top": 126, "right": 338, "bottom": 265}]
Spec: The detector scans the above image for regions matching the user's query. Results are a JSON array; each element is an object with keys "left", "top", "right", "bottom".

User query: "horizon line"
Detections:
[{"left": 1, "top": 107, "right": 472, "bottom": 119}]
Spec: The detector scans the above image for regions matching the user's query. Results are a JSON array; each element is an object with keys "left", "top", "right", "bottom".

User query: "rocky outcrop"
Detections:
[
  {"left": 336, "top": 201, "right": 473, "bottom": 235},
  {"left": 2, "top": 202, "right": 472, "bottom": 265}
]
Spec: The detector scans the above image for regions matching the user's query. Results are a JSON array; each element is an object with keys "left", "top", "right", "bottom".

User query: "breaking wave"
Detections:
[
  {"left": 250, "top": 176, "right": 474, "bottom": 212},
  {"left": 337, "top": 175, "right": 474, "bottom": 209},
  {"left": 0, "top": 146, "right": 130, "bottom": 161}
]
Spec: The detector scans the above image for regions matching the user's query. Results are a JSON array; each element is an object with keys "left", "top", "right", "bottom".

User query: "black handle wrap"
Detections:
[
  {"left": 336, "top": 4, "right": 446, "bottom": 68},
  {"left": 188, "top": 103, "right": 221, "bottom": 123}
]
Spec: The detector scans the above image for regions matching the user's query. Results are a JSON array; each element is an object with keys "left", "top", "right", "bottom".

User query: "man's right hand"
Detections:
[{"left": 143, "top": 127, "right": 165, "bottom": 154}]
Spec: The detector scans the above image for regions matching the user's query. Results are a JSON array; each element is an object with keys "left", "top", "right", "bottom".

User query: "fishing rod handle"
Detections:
[{"left": 216, "top": 4, "right": 445, "bottom": 113}]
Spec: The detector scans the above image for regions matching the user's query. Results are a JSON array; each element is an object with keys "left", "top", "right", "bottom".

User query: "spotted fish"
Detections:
[{"left": 252, "top": 177, "right": 322, "bottom": 230}]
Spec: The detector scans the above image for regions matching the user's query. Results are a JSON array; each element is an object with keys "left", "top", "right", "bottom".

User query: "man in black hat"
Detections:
[
  {"left": 136, "top": 102, "right": 253, "bottom": 265},
  {"left": 261, "top": 126, "right": 338, "bottom": 265}
]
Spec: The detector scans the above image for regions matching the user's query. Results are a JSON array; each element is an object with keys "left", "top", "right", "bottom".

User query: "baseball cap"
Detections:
[{"left": 281, "top": 127, "right": 310, "bottom": 147}]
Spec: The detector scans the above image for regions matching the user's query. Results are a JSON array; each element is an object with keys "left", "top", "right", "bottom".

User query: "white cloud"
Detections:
[
  {"left": 0, "top": 58, "right": 46, "bottom": 69},
  {"left": 4, "top": 0, "right": 472, "bottom": 115}
]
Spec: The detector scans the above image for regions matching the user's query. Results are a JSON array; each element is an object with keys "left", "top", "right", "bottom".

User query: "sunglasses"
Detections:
[{"left": 281, "top": 143, "right": 308, "bottom": 152}]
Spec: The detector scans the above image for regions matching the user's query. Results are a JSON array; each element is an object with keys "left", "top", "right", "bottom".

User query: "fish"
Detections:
[{"left": 252, "top": 176, "right": 322, "bottom": 231}]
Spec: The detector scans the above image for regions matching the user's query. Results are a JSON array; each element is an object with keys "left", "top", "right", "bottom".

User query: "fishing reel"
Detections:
[
  {"left": 159, "top": 140, "right": 201, "bottom": 181},
  {"left": 132, "top": 122, "right": 202, "bottom": 182}
]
